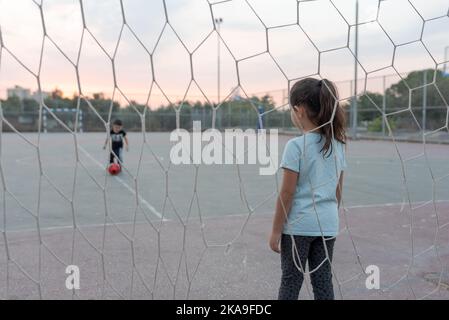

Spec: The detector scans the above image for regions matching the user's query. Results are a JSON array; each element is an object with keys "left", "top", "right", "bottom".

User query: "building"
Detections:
[
  {"left": 7, "top": 85, "right": 31, "bottom": 100},
  {"left": 7, "top": 85, "right": 50, "bottom": 102},
  {"left": 31, "top": 90, "right": 50, "bottom": 101}
]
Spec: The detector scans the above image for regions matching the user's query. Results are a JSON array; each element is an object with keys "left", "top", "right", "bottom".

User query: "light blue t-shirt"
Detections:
[{"left": 280, "top": 132, "right": 347, "bottom": 237}]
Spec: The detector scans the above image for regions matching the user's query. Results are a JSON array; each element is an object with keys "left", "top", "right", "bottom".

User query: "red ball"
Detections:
[{"left": 108, "top": 163, "right": 121, "bottom": 175}]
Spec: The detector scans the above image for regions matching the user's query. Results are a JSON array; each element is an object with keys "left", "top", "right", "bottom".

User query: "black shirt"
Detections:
[{"left": 110, "top": 130, "right": 126, "bottom": 149}]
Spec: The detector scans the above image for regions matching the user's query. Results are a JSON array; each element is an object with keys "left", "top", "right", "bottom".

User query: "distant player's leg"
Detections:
[
  {"left": 278, "top": 235, "right": 312, "bottom": 300},
  {"left": 118, "top": 148, "right": 123, "bottom": 164},
  {"left": 109, "top": 151, "right": 115, "bottom": 164},
  {"left": 111, "top": 147, "right": 120, "bottom": 164},
  {"left": 308, "top": 237, "right": 335, "bottom": 300}
]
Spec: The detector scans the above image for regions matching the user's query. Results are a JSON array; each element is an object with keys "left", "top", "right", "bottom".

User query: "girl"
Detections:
[{"left": 269, "top": 78, "right": 347, "bottom": 300}]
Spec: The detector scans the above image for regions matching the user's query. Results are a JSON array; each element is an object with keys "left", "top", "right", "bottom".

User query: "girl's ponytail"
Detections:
[{"left": 318, "top": 79, "right": 346, "bottom": 156}]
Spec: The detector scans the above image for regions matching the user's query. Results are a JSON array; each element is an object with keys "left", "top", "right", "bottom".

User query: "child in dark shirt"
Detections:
[{"left": 103, "top": 119, "right": 129, "bottom": 165}]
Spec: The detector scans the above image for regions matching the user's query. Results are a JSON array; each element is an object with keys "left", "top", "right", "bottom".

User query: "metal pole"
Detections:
[
  {"left": 382, "top": 75, "right": 386, "bottom": 136},
  {"left": 352, "top": 0, "right": 359, "bottom": 140},
  {"left": 443, "top": 46, "right": 449, "bottom": 76},
  {"left": 350, "top": 79, "right": 353, "bottom": 131},
  {"left": 444, "top": 46, "right": 449, "bottom": 75},
  {"left": 79, "top": 109, "right": 83, "bottom": 133},
  {"left": 215, "top": 17, "right": 226, "bottom": 127},
  {"left": 216, "top": 18, "right": 222, "bottom": 103},
  {"left": 282, "top": 109, "right": 286, "bottom": 129},
  {"left": 422, "top": 70, "right": 427, "bottom": 133},
  {"left": 43, "top": 109, "right": 47, "bottom": 133}
]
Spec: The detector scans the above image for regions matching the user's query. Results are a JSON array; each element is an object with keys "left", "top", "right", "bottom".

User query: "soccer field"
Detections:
[
  {"left": 1, "top": 132, "right": 448, "bottom": 299},
  {"left": 2, "top": 132, "right": 449, "bottom": 229},
  {"left": 2, "top": 0, "right": 449, "bottom": 304}
]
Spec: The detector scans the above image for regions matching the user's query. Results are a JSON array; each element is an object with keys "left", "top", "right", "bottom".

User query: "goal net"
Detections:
[{"left": 0, "top": 0, "right": 448, "bottom": 300}]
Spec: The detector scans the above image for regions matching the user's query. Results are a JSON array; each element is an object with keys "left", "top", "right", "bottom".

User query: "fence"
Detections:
[{"left": 2, "top": 105, "right": 448, "bottom": 142}]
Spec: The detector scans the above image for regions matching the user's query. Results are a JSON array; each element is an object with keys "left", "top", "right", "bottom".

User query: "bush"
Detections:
[{"left": 367, "top": 116, "right": 396, "bottom": 132}]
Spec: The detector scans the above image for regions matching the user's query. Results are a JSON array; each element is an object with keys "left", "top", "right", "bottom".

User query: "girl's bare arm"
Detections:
[
  {"left": 336, "top": 171, "right": 344, "bottom": 208},
  {"left": 270, "top": 168, "right": 299, "bottom": 253}
]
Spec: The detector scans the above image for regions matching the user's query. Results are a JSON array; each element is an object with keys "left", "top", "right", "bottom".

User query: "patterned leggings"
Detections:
[{"left": 278, "top": 234, "right": 336, "bottom": 300}]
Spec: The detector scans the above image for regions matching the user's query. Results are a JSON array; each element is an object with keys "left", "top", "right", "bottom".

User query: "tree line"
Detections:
[{"left": 1, "top": 69, "right": 448, "bottom": 132}]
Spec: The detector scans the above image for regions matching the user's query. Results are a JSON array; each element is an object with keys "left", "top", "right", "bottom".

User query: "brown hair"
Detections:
[
  {"left": 113, "top": 119, "right": 123, "bottom": 126},
  {"left": 289, "top": 78, "right": 346, "bottom": 157}
]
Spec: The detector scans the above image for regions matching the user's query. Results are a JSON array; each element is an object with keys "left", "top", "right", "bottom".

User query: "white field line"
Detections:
[
  {"left": 78, "top": 145, "right": 165, "bottom": 221},
  {"left": 343, "top": 199, "right": 449, "bottom": 210},
  {"left": 7, "top": 199, "right": 449, "bottom": 234}
]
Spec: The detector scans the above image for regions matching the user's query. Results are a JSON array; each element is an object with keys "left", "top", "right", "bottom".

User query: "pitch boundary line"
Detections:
[{"left": 3, "top": 199, "right": 448, "bottom": 234}]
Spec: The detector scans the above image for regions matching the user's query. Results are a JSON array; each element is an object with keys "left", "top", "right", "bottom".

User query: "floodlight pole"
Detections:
[
  {"left": 215, "top": 17, "right": 226, "bottom": 126},
  {"left": 215, "top": 18, "right": 223, "bottom": 104},
  {"left": 351, "top": 0, "right": 359, "bottom": 140},
  {"left": 382, "top": 75, "right": 386, "bottom": 136}
]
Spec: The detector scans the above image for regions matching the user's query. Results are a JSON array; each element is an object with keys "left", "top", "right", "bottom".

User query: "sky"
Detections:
[{"left": 0, "top": 0, "right": 448, "bottom": 107}]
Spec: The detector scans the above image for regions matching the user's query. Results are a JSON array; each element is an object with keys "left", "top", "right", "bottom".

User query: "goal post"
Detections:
[{"left": 42, "top": 108, "right": 83, "bottom": 133}]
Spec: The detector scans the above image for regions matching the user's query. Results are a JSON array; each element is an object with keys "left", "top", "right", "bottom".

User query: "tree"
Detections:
[
  {"left": 1, "top": 96, "right": 21, "bottom": 112},
  {"left": 51, "top": 88, "right": 64, "bottom": 99},
  {"left": 22, "top": 98, "right": 39, "bottom": 113},
  {"left": 386, "top": 69, "right": 449, "bottom": 130},
  {"left": 356, "top": 92, "right": 383, "bottom": 121}
]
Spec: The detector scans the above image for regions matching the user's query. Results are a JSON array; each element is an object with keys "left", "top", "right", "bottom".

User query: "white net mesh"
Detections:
[{"left": 0, "top": 0, "right": 448, "bottom": 299}]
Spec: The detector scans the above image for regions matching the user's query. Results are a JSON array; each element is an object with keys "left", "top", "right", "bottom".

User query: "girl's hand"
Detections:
[
  {"left": 126, "top": 146, "right": 129, "bottom": 152},
  {"left": 269, "top": 232, "right": 281, "bottom": 253}
]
